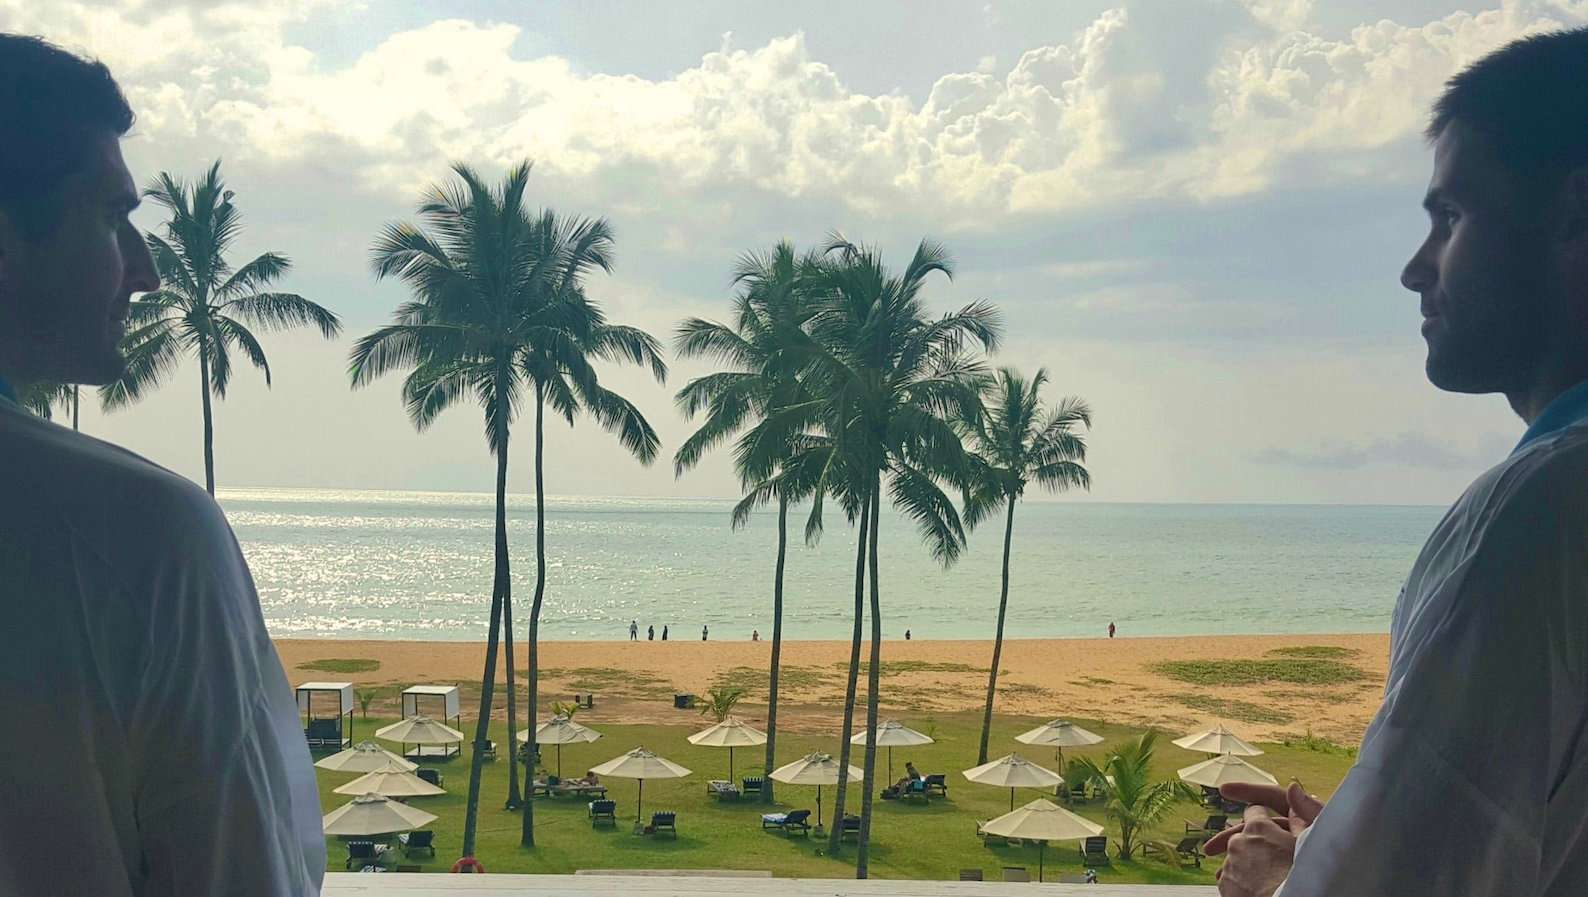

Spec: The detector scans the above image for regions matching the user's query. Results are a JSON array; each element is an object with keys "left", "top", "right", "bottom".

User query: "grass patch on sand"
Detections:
[
  {"left": 296, "top": 658, "right": 380, "bottom": 674},
  {"left": 1265, "top": 645, "right": 1359, "bottom": 660},
  {"left": 1279, "top": 728, "right": 1358, "bottom": 757},
  {"left": 1261, "top": 688, "right": 1356, "bottom": 706},
  {"left": 1151, "top": 658, "right": 1367, "bottom": 688},
  {"left": 1165, "top": 693, "right": 1294, "bottom": 725},
  {"left": 845, "top": 660, "right": 995, "bottom": 676},
  {"left": 534, "top": 667, "right": 675, "bottom": 698},
  {"left": 712, "top": 665, "right": 840, "bottom": 698}
]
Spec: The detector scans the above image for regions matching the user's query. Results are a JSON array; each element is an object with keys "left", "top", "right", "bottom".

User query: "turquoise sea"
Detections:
[{"left": 220, "top": 488, "right": 1444, "bottom": 642}]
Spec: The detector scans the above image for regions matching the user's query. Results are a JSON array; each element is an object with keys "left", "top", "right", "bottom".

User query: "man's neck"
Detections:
[{"left": 1508, "top": 359, "right": 1588, "bottom": 425}]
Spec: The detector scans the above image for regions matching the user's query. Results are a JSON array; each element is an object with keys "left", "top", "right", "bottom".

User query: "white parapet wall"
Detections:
[{"left": 324, "top": 872, "right": 1219, "bottom": 896}]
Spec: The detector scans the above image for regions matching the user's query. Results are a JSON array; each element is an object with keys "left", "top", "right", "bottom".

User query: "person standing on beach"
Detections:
[
  {"left": 648, "top": 624, "right": 655, "bottom": 641},
  {"left": 1208, "top": 29, "right": 1588, "bottom": 897},
  {"left": 662, "top": 624, "right": 669, "bottom": 641},
  {"left": 629, "top": 619, "right": 638, "bottom": 641},
  {"left": 1108, "top": 621, "right": 1115, "bottom": 639},
  {"left": 702, "top": 624, "right": 709, "bottom": 641},
  {"left": 0, "top": 35, "right": 323, "bottom": 896}
]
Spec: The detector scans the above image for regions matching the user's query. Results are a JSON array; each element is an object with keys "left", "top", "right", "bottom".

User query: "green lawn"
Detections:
[{"left": 317, "top": 711, "right": 1355, "bottom": 883}]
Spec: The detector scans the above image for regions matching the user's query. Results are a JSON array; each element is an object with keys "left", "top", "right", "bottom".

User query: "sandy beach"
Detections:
[{"left": 278, "top": 633, "right": 1389, "bottom": 745}]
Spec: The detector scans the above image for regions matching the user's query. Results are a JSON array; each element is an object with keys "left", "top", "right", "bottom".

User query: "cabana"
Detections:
[
  {"left": 298, "top": 682, "right": 355, "bottom": 750},
  {"left": 399, "top": 685, "right": 462, "bottom": 759}
]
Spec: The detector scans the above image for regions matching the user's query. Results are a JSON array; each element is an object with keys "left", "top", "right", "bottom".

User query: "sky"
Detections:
[{"left": 5, "top": 0, "right": 1584, "bottom": 504}]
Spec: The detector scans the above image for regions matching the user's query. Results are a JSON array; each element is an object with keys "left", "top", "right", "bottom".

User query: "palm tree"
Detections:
[
  {"left": 698, "top": 686, "right": 745, "bottom": 723},
  {"left": 104, "top": 161, "right": 340, "bottom": 493},
  {"left": 754, "top": 235, "right": 1000, "bottom": 874},
  {"left": 1076, "top": 731, "right": 1198, "bottom": 861},
  {"left": 350, "top": 161, "right": 539, "bottom": 860},
  {"left": 674, "top": 241, "right": 817, "bottom": 803},
  {"left": 510, "top": 211, "right": 666, "bottom": 849},
  {"left": 965, "top": 368, "right": 1091, "bottom": 765},
  {"left": 17, "top": 382, "right": 77, "bottom": 427}
]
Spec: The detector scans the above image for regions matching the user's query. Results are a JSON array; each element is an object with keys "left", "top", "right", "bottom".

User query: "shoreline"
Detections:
[{"left": 277, "top": 632, "right": 1389, "bottom": 745}]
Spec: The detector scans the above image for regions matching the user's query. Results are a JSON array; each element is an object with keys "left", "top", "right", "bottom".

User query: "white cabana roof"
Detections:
[
  {"left": 296, "top": 682, "right": 354, "bottom": 715},
  {"left": 401, "top": 685, "right": 460, "bottom": 720}
]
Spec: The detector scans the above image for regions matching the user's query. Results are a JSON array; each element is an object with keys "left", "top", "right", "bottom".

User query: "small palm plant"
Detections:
[
  {"left": 550, "top": 700, "right": 581, "bottom": 720},
  {"left": 699, "top": 686, "right": 745, "bottom": 723},
  {"left": 1075, "top": 731, "right": 1199, "bottom": 860},
  {"left": 355, "top": 688, "right": 379, "bottom": 719}
]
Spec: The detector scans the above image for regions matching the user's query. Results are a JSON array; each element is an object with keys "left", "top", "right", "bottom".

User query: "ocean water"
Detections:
[{"left": 220, "top": 488, "right": 1444, "bottom": 642}]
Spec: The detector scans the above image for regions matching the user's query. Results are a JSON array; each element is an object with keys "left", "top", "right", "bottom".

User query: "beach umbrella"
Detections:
[
  {"left": 332, "top": 759, "right": 446, "bottom": 799},
  {"left": 1177, "top": 752, "right": 1278, "bottom": 788},
  {"left": 322, "top": 793, "right": 437, "bottom": 837},
  {"left": 963, "top": 753, "right": 1064, "bottom": 811},
  {"left": 981, "top": 798, "right": 1104, "bottom": 882},
  {"left": 770, "top": 752, "right": 865, "bottom": 830},
  {"left": 315, "top": 741, "right": 417, "bottom": 773},
  {"left": 1015, "top": 719, "right": 1104, "bottom": 773},
  {"left": 517, "top": 714, "right": 602, "bottom": 778},
  {"left": 850, "top": 719, "right": 934, "bottom": 783},
  {"left": 1173, "top": 723, "right": 1263, "bottom": 757},
  {"left": 590, "top": 747, "right": 692, "bottom": 824},
  {"left": 687, "top": 716, "right": 767, "bottom": 781},
  {"left": 374, "top": 715, "right": 465, "bottom": 760}
]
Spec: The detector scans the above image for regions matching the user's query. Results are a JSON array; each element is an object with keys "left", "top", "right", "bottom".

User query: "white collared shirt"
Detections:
[
  {"left": 1276, "top": 420, "right": 1588, "bottom": 895},
  {"left": 0, "top": 399, "right": 325, "bottom": 896}
]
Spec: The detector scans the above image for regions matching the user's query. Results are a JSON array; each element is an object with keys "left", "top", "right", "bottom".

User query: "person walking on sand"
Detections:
[
  {"left": 647, "top": 624, "right": 655, "bottom": 641},
  {"left": 702, "top": 624, "right": 709, "bottom": 641},
  {"left": 662, "top": 625, "right": 669, "bottom": 641},
  {"left": 1207, "top": 30, "right": 1588, "bottom": 897},
  {"left": 629, "top": 620, "right": 638, "bottom": 641},
  {"left": 0, "top": 35, "right": 323, "bottom": 896},
  {"left": 1108, "top": 621, "right": 1115, "bottom": 639}
]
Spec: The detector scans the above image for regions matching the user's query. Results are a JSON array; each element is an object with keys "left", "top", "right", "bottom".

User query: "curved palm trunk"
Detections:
[
  {"left": 828, "top": 498, "right": 869, "bottom": 852},
  {"left": 521, "top": 385, "right": 548, "bottom": 847},
  {"left": 977, "top": 497, "right": 1017, "bottom": 764},
  {"left": 197, "top": 345, "right": 216, "bottom": 494},
  {"left": 462, "top": 412, "right": 511, "bottom": 858},
  {"left": 762, "top": 492, "right": 789, "bottom": 804},
  {"left": 855, "top": 483, "right": 883, "bottom": 878}
]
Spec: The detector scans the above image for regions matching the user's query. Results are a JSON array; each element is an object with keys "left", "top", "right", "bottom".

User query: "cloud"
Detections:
[{"left": 1252, "top": 432, "right": 1492, "bottom": 469}]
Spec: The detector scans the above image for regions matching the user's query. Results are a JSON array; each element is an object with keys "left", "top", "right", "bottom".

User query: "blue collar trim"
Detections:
[
  {"left": 1515, "top": 378, "right": 1588, "bottom": 454},
  {"left": 0, "top": 375, "right": 15, "bottom": 406}
]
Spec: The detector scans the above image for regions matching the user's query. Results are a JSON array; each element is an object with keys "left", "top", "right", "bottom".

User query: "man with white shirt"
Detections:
[
  {"left": 1207, "top": 28, "right": 1588, "bottom": 897},
  {"left": 0, "top": 34, "right": 324, "bottom": 895}
]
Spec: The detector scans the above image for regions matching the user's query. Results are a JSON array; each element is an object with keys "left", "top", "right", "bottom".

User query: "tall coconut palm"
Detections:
[
  {"left": 756, "top": 235, "right": 1000, "bottom": 874},
  {"left": 513, "top": 213, "right": 667, "bottom": 848},
  {"left": 103, "top": 161, "right": 340, "bottom": 493},
  {"left": 1076, "top": 731, "right": 1198, "bottom": 860},
  {"left": 674, "top": 241, "right": 817, "bottom": 803},
  {"left": 965, "top": 368, "right": 1091, "bottom": 765},
  {"left": 350, "top": 161, "right": 539, "bottom": 859},
  {"left": 17, "top": 382, "right": 78, "bottom": 428}
]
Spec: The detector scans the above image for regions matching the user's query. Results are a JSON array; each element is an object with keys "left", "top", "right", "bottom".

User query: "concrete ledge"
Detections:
[
  {"left": 325, "top": 872, "right": 1218, "bottom": 895},
  {"left": 575, "top": 869, "right": 774, "bottom": 877}
]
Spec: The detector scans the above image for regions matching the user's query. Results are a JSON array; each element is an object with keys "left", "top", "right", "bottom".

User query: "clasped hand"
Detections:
[{"left": 1203, "top": 781, "right": 1325, "bottom": 897}]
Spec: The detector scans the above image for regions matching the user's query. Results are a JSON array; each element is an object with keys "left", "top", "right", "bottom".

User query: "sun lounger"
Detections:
[
  {"left": 901, "top": 778, "right": 930, "bottom": 801},
  {"left": 839, "top": 815, "right": 861, "bottom": 841},
  {"left": 1002, "top": 867, "right": 1031, "bottom": 882},
  {"left": 345, "top": 840, "right": 382, "bottom": 870},
  {"left": 959, "top": 869, "right": 984, "bottom": 881},
  {"left": 398, "top": 830, "right": 435, "bottom": 858},
  {"left": 1080, "top": 835, "right": 1112, "bottom": 866},
  {"left": 574, "top": 693, "right": 595, "bottom": 710},
  {"left": 761, "top": 808, "right": 812, "bottom": 835},
  {"left": 1186, "top": 814, "right": 1227, "bottom": 841},
  {"left": 415, "top": 768, "right": 442, "bottom": 787},
  {"left": 651, "top": 811, "right": 678, "bottom": 838},
  {"left": 707, "top": 780, "right": 741, "bottom": 800},
  {"left": 924, "top": 773, "right": 948, "bottom": 796},
  {"left": 480, "top": 740, "right": 498, "bottom": 761},
  {"left": 741, "top": 776, "right": 764, "bottom": 796},
  {"left": 589, "top": 799, "right": 617, "bottom": 826}
]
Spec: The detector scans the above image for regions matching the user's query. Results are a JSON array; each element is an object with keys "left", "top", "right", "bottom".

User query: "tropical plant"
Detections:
[
  {"left": 103, "top": 161, "right": 340, "bottom": 493},
  {"left": 745, "top": 235, "right": 1000, "bottom": 875},
  {"left": 350, "top": 161, "right": 537, "bottom": 858},
  {"left": 550, "top": 700, "right": 580, "bottom": 720},
  {"left": 698, "top": 685, "right": 746, "bottom": 723},
  {"left": 17, "top": 382, "right": 78, "bottom": 428},
  {"left": 356, "top": 688, "right": 379, "bottom": 719},
  {"left": 674, "top": 240, "right": 817, "bottom": 803},
  {"left": 965, "top": 367, "right": 1091, "bottom": 764},
  {"left": 1075, "top": 731, "right": 1198, "bottom": 861}
]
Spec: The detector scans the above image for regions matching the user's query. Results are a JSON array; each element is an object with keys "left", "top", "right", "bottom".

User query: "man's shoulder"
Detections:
[
  {"left": 0, "top": 405, "right": 224, "bottom": 550},
  {"left": 1488, "top": 423, "right": 1588, "bottom": 512}
]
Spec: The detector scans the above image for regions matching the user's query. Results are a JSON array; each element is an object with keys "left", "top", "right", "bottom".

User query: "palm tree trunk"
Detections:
[
  {"left": 521, "top": 384, "right": 548, "bottom": 847},
  {"left": 856, "top": 482, "right": 883, "bottom": 879},
  {"left": 977, "top": 497, "right": 1017, "bottom": 765},
  {"left": 762, "top": 492, "right": 789, "bottom": 804},
  {"left": 504, "top": 489, "right": 520, "bottom": 808},
  {"left": 71, "top": 386, "right": 79, "bottom": 431},
  {"left": 197, "top": 345, "right": 216, "bottom": 494},
  {"left": 828, "top": 498, "right": 869, "bottom": 852},
  {"left": 462, "top": 409, "right": 511, "bottom": 858}
]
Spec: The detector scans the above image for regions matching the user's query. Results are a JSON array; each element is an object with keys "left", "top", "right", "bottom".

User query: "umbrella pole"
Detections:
[
  {"left": 556, "top": 743, "right": 563, "bottom": 780},
  {"left": 1039, "top": 841, "right": 1046, "bottom": 883},
  {"left": 638, "top": 779, "right": 645, "bottom": 824},
  {"left": 888, "top": 746, "right": 894, "bottom": 784},
  {"left": 729, "top": 746, "right": 734, "bottom": 782},
  {"left": 1010, "top": 788, "right": 1016, "bottom": 812},
  {"left": 816, "top": 786, "right": 823, "bottom": 832}
]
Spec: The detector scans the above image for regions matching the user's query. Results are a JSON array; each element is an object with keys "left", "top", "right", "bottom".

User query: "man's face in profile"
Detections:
[
  {"left": 1402, "top": 119, "right": 1553, "bottom": 396},
  {"left": 0, "top": 130, "right": 157, "bottom": 386}
]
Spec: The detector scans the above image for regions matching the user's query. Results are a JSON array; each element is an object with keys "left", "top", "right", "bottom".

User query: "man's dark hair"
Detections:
[
  {"left": 1429, "top": 28, "right": 1588, "bottom": 182},
  {"left": 0, "top": 34, "right": 133, "bottom": 238}
]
